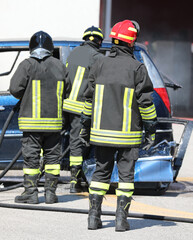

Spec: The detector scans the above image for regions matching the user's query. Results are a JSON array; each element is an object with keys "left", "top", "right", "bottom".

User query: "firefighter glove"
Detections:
[
  {"left": 79, "top": 127, "right": 90, "bottom": 147},
  {"left": 142, "top": 120, "right": 157, "bottom": 151},
  {"left": 80, "top": 112, "right": 91, "bottom": 128}
]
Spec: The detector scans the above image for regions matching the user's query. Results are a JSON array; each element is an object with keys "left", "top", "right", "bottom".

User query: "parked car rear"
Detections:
[{"left": 0, "top": 40, "right": 174, "bottom": 194}]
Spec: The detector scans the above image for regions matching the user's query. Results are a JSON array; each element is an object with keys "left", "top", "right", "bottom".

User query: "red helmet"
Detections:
[{"left": 109, "top": 20, "right": 138, "bottom": 44}]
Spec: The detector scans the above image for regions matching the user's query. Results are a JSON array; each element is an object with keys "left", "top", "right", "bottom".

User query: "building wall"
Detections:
[
  {"left": 0, "top": 0, "right": 100, "bottom": 40},
  {"left": 0, "top": 0, "right": 101, "bottom": 92},
  {"left": 110, "top": 0, "right": 193, "bottom": 117}
]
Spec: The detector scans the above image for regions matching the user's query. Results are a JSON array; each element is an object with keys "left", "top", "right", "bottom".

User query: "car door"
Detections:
[{"left": 0, "top": 45, "right": 30, "bottom": 169}]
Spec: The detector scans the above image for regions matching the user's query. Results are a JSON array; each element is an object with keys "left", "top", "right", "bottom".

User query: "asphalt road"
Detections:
[{"left": 0, "top": 123, "right": 193, "bottom": 240}]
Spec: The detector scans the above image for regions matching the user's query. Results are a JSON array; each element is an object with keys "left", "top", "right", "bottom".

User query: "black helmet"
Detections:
[
  {"left": 82, "top": 26, "right": 104, "bottom": 44},
  {"left": 29, "top": 31, "right": 54, "bottom": 53}
]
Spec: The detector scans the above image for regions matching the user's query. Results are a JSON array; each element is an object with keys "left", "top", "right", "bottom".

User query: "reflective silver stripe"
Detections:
[
  {"left": 93, "top": 84, "right": 104, "bottom": 129},
  {"left": 90, "top": 135, "right": 142, "bottom": 145},
  {"left": 32, "top": 80, "right": 41, "bottom": 118},
  {"left": 91, "top": 128, "right": 142, "bottom": 137},
  {"left": 63, "top": 98, "right": 84, "bottom": 114},
  {"left": 139, "top": 104, "right": 157, "bottom": 120},
  {"left": 122, "top": 88, "right": 134, "bottom": 132},
  {"left": 57, "top": 81, "right": 64, "bottom": 118},
  {"left": 69, "top": 66, "right": 85, "bottom": 100},
  {"left": 18, "top": 117, "right": 63, "bottom": 130},
  {"left": 19, "top": 125, "right": 62, "bottom": 130},
  {"left": 19, "top": 118, "right": 62, "bottom": 123}
]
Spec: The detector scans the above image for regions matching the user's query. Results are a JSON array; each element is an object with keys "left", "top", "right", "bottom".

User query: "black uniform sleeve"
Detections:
[
  {"left": 135, "top": 64, "right": 157, "bottom": 120},
  {"left": 9, "top": 60, "right": 31, "bottom": 99},
  {"left": 83, "top": 60, "right": 98, "bottom": 99},
  {"left": 81, "top": 60, "right": 99, "bottom": 116}
]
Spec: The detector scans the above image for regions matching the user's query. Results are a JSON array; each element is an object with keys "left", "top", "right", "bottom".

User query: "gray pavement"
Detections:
[{"left": 0, "top": 123, "right": 193, "bottom": 240}]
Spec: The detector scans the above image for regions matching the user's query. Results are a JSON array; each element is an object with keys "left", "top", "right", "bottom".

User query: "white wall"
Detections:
[
  {"left": 0, "top": 0, "right": 100, "bottom": 40},
  {"left": 0, "top": 0, "right": 100, "bottom": 91}
]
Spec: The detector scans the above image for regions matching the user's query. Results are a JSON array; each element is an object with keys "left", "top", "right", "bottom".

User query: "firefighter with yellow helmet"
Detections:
[
  {"left": 80, "top": 20, "right": 157, "bottom": 231},
  {"left": 63, "top": 26, "right": 104, "bottom": 193}
]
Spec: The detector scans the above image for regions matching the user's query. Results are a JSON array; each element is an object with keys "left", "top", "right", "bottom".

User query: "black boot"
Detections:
[
  {"left": 70, "top": 165, "right": 83, "bottom": 193},
  {"left": 115, "top": 195, "right": 131, "bottom": 232},
  {"left": 88, "top": 194, "right": 103, "bottom": 230},
  {"left": 15, "top": 174, "right": 39, "bottom": 204},
  {"left": 44, "top": 173, "right": 58, "bottom": 204}
]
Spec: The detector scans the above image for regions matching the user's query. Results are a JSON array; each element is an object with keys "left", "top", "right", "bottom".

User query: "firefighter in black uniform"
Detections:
[
  {"left": 80, "top": 20, "right": 157, "bottom": 231},
  {"left": 9, "top": 31, "right": 68, "bottom": 204},
  {"left": 63, "top": 26, "right": 104, "bottom": 193}
]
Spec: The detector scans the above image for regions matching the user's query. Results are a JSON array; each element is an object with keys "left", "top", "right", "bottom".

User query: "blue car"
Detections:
[{"left": 0, "top": 40, "right": 187, "bottom": 194}]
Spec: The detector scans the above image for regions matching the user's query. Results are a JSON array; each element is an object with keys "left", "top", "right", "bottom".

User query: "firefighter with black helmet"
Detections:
[
  {"left": 80, "top": 20, "right": 157, "bottom": 231},
  {"left": 63, "top": 26, "right": 104, "bottom": 193},
  {"left": 9, "top": 31, "right": 68, "bottom": 204}
]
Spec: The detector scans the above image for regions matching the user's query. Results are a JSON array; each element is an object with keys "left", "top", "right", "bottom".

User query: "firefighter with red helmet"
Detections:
[
  {"left": 80, "top": 20, "right": 157, "bottom": 231},
  {"left": 63, "top": 26, "right": 104, "bottom": 193},
  {"left": 9, "top": 31, "right": 68, "bottom": 204}
]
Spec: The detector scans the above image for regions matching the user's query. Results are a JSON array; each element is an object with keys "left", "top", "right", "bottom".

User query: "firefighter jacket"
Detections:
[
  {"left": 10, "top": 55, "right": 67, "bottom": 132},
  {"left": 82, "top": 45, "right": 157, "bottom": 148},
  {"left": 63, "top": 41, "right": 104, "bottom": 115}
]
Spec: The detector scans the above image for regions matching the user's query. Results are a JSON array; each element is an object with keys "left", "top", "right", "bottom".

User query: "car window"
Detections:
[
  {"left": 0, "top": 50, "right": 29, "bottom": 92},
  {"left": 140, "top": 50, "right": 164, "bottom": 88}
]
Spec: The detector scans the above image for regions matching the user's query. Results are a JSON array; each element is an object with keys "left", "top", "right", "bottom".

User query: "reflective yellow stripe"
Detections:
[
  {"left": 45, "top": 164, "right": 60, "bottom": 170},
  {"left": 139, "top": 104, "right": 156, "bottom": 113},
  {"left": 151, "top": 133, "right": 155, "bottom": 141},
  {"left": 19, "top": 117, "right": 63, "bottom": 122},
  {"left": 110, "top": 31, "right": 116, "bottom": 36},
  {"left": 23, "top": 168, "right": 40, "bottom": 175},
  {"left": 83, "top": 31, "right": 103, "bottom": 39},
  {"left": 90, "top": 135, "right": 142, "bottom": 145},
  {"left": 93, "top": 84, "right": 104, "bottom": 129},
  {"left": 57, "top": 81, "right": 64, "bottom": 118},
  {"left": 66, "top": 62, "right": 68, "bottom": 68},
  {"left": 139, "top": 104, "right": 157, "bottom": 120},
  {"left": 63, "top": 99, "right": 84, "bottom": 114},
  {"left": 83, "top": 100, "right": 92, "bottom": 115},
  {"left": 90, "top": 181, "right": 110, "bottom": 190},
  {"left": 118, "top": 33, "right": 134, "bottom": 41},
  {"left": 18, "top": 117, "right": 63, "bottom": 130},
  {"left": 91, "top": 128, "right": 142, "bottom": 138},
  {"left": 141, "top": 112, "right": 157, "bottom": 119},
  {"left": 89, "top": 189, "right": 106, "bottom": 195},
  {"left": 32, "top": 80, "right": 41, "bottom": 118},
  {"left": 45, "top": 164, "right": 60, "bottom": 175},
  {"left": 40, "top": 149, "right": 43, "bottom": 157},
  {"left": 128, "top": 27, "right": 137, "bottom": 32},
  {"left": 19, "top": 126, "right": 62, "bottom": 130},
  {"left": 116, "top": 189, "right": 134, "bottom": 197},
  {"left": 122, "top": 88, "right": 134, "bottom": 132},
  {"left": 70, "top": 156, "right": 83, "bottom": 166},
  {"left": 85, "top": 101, "right": 92, "bottom": 108},
  {"left": 118, "top": 182, "right": 134, "bottom": 189},
  {"left": 69, "top": 66, "right": 85, "bottom": 100}
]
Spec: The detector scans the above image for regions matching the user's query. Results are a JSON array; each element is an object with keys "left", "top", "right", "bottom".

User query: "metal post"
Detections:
[{"left": 104, "top": 0, "right": 112, "bottom": 40}]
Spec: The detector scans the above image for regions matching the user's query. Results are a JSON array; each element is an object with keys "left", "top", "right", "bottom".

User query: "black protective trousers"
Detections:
[
  {"left": 22, "top": 132, "right": 62, "bottom": 169},
  {"left": 68, "top": 113, "right": 85, "bottom": 166},
  {"left": 92, "top": 146, "right": 139, "bottom": 184}
]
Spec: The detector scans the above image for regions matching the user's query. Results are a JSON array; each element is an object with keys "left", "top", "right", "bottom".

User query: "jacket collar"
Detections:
[
  {"left": 109, "top": 45, "right": 134, "bottom": 58},
  {"left": 81, "top": 40, "right": 100, "bottom": 50},
  {"left": 30, "top": 48, "right": 52, "bottom": 60}
]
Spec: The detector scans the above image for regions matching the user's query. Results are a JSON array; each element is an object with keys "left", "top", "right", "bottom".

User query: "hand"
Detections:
[
  {"left": 79, "top": 127, "right": 90, "bottom": 147},
  {"left": 142, "top": 120, "right": 157, "bottom": 151},
  {"left": 80, "top": 112, "right": 91, "bottom": 128},
  {"left": 142, "top": 132, "right": 155, "bottom": 151}
]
